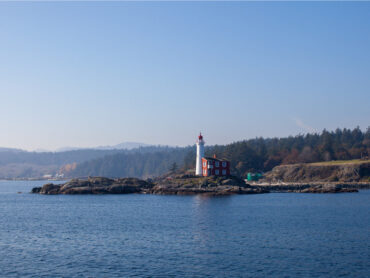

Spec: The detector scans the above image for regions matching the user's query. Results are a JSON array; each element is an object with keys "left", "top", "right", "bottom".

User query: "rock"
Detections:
[
  {"left": 220, "top": 177, "right": 246, "bottom": 186},
  {"left": 62, "top": 186, "right": 93, "bottom": 194},
  {"left": 301, "top": 185, "right": 358, "bottom": 193},
  {"left": 88, "top": 177, "right": 114, "bottom": 186},
  {"left": 108, "top": 184, "right": 141, "bottom": 194},
  {"left": 31, "top": 187, "right": 41, "bottom": 193},
  {"left": 115, "top": 178, "right": 154, "bottom": 189},
  {"left": 221, "top": 179, "right": 232, "bottom": 185},
  {"left": 33, "top": 177, "right": 154, "bottom": 195},
  {"left": 199, "top": 180, "right": 209, "bottom": 188},
  {"left": 148, "top": 175, "right": 265, "bottom": 196},
  {"left": 60, "top": 179, "right": 91, "bottom": 191},
  {"left": 39, "top": 183, "right": 61, "bottom": 194}
]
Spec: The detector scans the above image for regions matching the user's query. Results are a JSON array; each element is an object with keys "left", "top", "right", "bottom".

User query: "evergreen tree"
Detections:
[{"left": 170, "top": 162, "right": 178, "bottom": 173}]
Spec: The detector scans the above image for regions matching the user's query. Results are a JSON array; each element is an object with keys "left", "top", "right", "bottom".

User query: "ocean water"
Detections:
[{"left": 0, "top": 181, "right": 369, "bottom": 278}]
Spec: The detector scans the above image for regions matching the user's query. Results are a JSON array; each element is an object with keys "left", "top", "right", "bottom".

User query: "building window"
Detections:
[
  {"left": 203, "top": 170, "right": 207, "bottom": 175},
  {"left": 203, "top": 162, "right": 206, "bottom": 167},
  {"left": 215, "top": 161, "right": 219, "bottom": 167},
  {"left": 222, "top": 169, "right": 226, "bottom": 175},
  {"left": 215, "top": 169, "right": 219, "bottom": 175},
  {"left": 222, "top": 161, "right": 227, "bottom": 167}
]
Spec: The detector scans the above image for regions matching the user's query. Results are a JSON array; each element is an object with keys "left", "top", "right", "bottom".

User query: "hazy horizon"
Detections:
[
  {"left": 1, "top": 126, "right": 368, "bottom": 153},
  {"left": 1, "top": 2, "right": 369, "bottom": 151}
]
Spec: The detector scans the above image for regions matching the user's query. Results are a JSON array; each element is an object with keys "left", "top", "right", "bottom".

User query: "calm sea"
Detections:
[{"left": 0, "top": 180, "right": 369, "bottom": 277}]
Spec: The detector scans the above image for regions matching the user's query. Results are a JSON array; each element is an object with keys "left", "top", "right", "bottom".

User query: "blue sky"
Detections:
[{"left": 0, "top": 2, "right": 369, "bottom": 151}]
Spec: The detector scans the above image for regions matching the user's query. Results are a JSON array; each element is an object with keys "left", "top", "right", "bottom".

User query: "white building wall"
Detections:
[{"left": 195, "top": 140, "right": 205, "bottom": 176}]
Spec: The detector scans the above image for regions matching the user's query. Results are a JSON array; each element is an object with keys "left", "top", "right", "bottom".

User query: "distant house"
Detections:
[{"left": 201, "top": 155, "right": 230, "bottom": 177}]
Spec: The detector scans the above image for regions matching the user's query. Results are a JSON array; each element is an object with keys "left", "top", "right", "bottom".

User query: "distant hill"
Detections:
[
  {"left": 0, "top": 147, "right": 25, "bottom": 153},
  {"left": 0, "top": 145, "right": 177, "bottom": 179},
  {"left": 67, "top": 147, "right": 192, "bottom": 179},
  {"left": 55, "top": 142, "right": 153, "bottom": 152},
  {"left": 0, "top": 149, "right": 128, "bottom": 179},
  {"left": 95, "top": 142, "right": 152, "bottom": 150}
]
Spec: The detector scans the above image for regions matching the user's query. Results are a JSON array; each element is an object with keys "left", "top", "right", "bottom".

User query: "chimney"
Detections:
[{"left": 213, "top": 154, "right": 217, "bottom": 159}]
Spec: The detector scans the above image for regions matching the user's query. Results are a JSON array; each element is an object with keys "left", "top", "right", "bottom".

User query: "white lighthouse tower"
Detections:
[{"left": 195, "top": 133, "right": 205, "bottom": 176}]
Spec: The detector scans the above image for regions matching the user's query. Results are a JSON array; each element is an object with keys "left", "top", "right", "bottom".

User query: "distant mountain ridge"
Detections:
[
  {"left": 0, "top": 147, "right": 25, "bottom": 153},
  {"left": 95, "top": 142, "right": 152, "bottom": 150},
  {"left": 0, "top": 144, "right": 174, "bottom": 179},
  {"left": 54, "top": 142, "right": 152, "bottom": 152},
  {"left": 0, "top": 142, "right": 154, "bottom": 153}
]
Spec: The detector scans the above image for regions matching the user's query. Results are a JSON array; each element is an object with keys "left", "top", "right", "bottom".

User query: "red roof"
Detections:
[{"left": 202, "top": 157, "right": 229, "bottom": 162}]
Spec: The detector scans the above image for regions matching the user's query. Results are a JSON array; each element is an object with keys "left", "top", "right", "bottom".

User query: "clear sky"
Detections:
[{"left": 0, "top": 2, "right": 369, "bottom": 151}]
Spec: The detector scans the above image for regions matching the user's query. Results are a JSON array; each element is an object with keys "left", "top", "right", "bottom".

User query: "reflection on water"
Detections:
[{"left": 190, "top": 195, "right": 236, "bottom": 265}]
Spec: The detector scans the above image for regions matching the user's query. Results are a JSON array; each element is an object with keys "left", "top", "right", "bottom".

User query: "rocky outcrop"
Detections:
[
  {"left": 263, "top": 161, "right": 370, "bottom": 183},
  {"left": 31, "top": 187, "right": 41, "bottom": 193},
  {"left": 252, "top": 182, "right": 369, "bottom": 193},
  {"left": 40, "top": 183, "right": 62, "bottom": 194},
  {"left": 300, "top": 185, "right": 358, "bottom": 193},
  {"left": 31, "top": 175, "right": 366, "bottom": 196},
  {"left": 149, "top": 175, "right": 268, "bottom": 196},
  {"left": 31, "top": 175, "right": 268, "bottom": 196},
  {"left": 34, "top": 177, "right": 153, "bottom": 195}
]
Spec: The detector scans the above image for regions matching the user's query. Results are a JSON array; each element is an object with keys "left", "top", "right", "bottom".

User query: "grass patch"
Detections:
[{"left": 308, "top": 159, "right": 370, "bottom": 166}]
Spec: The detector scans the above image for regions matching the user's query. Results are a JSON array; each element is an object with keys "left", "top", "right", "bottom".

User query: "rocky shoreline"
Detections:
[
  {"left": 250, "top": 182, "right": 370, "bottom": 193},
  {"left": 31, "top": 176, "right": 268, "bottom": 196},
  {"left": 30, "top": 175, "right": 369, "bottom": 196}
]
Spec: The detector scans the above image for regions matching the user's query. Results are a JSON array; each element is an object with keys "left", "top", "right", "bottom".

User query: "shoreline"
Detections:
[
  {"left": 249, "top": 181, "right": 370, "bottom": 192},
  {"left": 30, "top": 176, "right": 369, "bottom": 196}
]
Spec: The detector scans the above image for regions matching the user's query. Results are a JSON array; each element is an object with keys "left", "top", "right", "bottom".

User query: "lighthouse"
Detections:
[{"left": 195, "top": 133, "right": 205, "bottom": 176}]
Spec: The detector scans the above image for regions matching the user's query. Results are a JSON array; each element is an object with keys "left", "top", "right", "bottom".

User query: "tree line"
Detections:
[
  {"left": 68, "top": 127, "right": 369, "bottom": 179},
  {"left": 183, "top": 127, "right": 370, "bottom": 177},
  {"left": 67, "top": 147, "right": 192, "bottom": 178}
]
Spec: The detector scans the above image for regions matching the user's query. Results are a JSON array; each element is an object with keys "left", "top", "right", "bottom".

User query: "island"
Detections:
[
  {"left": 31, "top": 174, "right": 369, "bottom": 196},
  {"left": 31, "top": 175, "right": 269, "bottom": 196}
]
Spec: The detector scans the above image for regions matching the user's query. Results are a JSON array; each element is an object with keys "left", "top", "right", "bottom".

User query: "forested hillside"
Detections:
[
  {"left": 68, "top": 147, "right": 192, "bottom": 179},
  {"left": 68, "top": 127, "right": 369, "bottom": 179},
  {"left": 0, "top": 146, "right": 169, "bottom": 179},
  {"left": 183, "top": 127, "right": 370, "bottom": 177}
]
